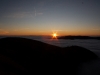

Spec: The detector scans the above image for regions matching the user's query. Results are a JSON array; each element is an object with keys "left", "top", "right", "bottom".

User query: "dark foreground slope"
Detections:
[{"left": 0, "top": 37, "right": 98, "bottom": 75}]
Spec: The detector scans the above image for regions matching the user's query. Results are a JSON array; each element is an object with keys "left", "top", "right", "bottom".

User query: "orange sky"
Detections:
[
  {"left": 0, "top": 0, "right": 100, "bottom": 36},
  {"left": 0, "top": 29, "right": 100, "bottom": 36}
]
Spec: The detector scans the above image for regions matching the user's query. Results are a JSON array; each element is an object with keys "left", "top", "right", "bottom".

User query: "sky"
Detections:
[{"left": 0, "top": 0, "right": 100, "bottom": 36}]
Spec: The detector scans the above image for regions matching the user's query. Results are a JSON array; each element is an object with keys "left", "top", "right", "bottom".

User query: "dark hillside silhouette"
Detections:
[{"left": 0, "top": 37, "right": 98, "bottom": 75}]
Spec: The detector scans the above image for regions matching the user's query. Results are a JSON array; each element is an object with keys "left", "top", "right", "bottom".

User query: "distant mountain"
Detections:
[
  {"left": 58, "top": 36, "right": 100, "bottom": 40},
  {"left": 0, "top": 37, "right": 99, "bottom": 75}
]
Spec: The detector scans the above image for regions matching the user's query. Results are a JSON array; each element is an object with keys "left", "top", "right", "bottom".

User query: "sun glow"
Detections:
[{"left": 52, "top": 33, "right": 58, "bottom": 39}]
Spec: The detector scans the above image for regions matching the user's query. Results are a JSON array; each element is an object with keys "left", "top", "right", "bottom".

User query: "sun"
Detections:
[
  {"left": 52, "top": 33, "right": 58, "bottom": 39},
  {"left": 53, "top": 33, "right": 57, "bottom": 37}
]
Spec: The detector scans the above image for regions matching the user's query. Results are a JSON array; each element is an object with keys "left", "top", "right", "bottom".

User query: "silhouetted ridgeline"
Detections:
[
  {"left": 0, "top": 37, "right": 99, "bottom": 75},
  {"left": 58, "top": 36, "right": 100, "bottom": 40}
]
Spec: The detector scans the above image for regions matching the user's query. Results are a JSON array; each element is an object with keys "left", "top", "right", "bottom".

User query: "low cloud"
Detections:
[
  {"left": 34, "top": 7, "right": 43, "bottom": 16},
  {"left": 35, "top": 12, "right": 43, "bottom": 16},
  {"left": 5, "top": 11, "right": 43, "bottom": 18},
  {"left": 92, "top": 28, "right": 100, "bottom": 31},
  {"left": 0, "top": 29, "right": 9, "bottom": 35},
  {"left": 13, "top": 28, "right": 30, "bottom": 32},
  {"left": 5, "top": 12, "right": 35, "bottom": 18},
  {"left": 37, "top": 13, "right": 43, "bottom": 15},
  {"left": 52, "top": 30, "right": 65, "bottom": 32}
]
